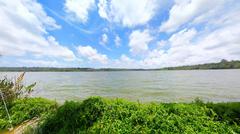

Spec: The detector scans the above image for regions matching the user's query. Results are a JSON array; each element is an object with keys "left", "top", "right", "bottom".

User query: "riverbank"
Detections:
[
  {"left": 0, "top": 98, "right": 57, "bottom": 133},
  {"left": 1, "top": 97, "right": 240, "bottom": 133}
]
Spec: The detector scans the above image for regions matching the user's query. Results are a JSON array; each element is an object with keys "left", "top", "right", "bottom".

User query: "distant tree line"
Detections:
[
  {"left": 0, "top": 67, "right": 151, "bottom": 72},
  {"left": 163, "top": 59, "right": 240, "bottom": 70},
  {"left": 0, "top": 59, "right": 240, "bottom": 72}
]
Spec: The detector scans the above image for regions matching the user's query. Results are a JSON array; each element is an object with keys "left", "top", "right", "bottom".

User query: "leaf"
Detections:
[{"left": 25, "top": 82, "right": 36, "bottom": 93}]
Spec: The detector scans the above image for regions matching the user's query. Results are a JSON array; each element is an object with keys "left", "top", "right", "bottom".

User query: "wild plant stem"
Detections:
[{"left": 0, "top": 88, "right": 13, "bottom": 129}]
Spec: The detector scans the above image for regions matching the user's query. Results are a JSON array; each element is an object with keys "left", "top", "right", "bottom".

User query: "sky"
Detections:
[{"left": 0, "top": 0, "right": 240, "bottom": 68}]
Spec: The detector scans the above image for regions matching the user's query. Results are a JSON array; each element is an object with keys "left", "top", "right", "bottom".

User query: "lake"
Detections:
[{"left": 1, "top": 70, "right": 240, "bottom": 103}]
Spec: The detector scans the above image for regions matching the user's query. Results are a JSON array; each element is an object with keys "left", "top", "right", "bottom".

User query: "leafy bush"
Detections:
[
  {"left": 2, "top": 97, "right": 239, "bottom": 133},
  {"left": 0, "top": 98, "right": 57, "bottom": 130},
  {"left": 0, "top": 72, "right": 36, "bottom": 104},
  {"left": 40, "top": 97, "right": 106, "bottom": 134},
  {"left": 206, "top": 102, "right": 240, "bottom": 124},
  {"left": 39, "top": 97, "right": 240, "bottom": 134}
]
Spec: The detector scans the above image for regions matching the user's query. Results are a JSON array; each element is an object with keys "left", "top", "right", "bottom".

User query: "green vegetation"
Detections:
[
  {"left": 0, "top": 98, "right": 57, "bottom": 130},
  {"left": 163, "top": 59, "right": 240, "bottom": 70},
  {"left": 0, "top": 72, "right": 36, "bottom": 104},
  {"left": 206, "top": 102, "right": 240, "bottom": 124},
  {"left": 0, "top": 97, "right": 240, "bottom": 133},
  {"left": 0, "top": 73, "right": 57, "bottom": 130},
  {"left": 38, "top": 97, "right": 240, "bottom": 133}
]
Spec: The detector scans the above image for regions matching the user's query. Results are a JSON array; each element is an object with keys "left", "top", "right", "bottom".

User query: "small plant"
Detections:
[
  {"left": 0, "top": 72, "right": 36, "bottom": 104},
  {"left": 194, "top": 97, "right": 204, "bottom": 105}
]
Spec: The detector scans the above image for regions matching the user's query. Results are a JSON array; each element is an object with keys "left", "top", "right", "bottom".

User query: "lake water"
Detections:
[{"left": 1, "top": 70, "right": 240, "bottom": 103}]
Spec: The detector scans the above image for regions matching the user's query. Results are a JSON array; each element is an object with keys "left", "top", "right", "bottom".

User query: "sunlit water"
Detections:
[{"left": 1, "top": 70, "right": 240, "bottom": 103}]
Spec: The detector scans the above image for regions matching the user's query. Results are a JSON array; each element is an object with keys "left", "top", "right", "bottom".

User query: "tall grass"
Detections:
[{"left": 0, "top": 72, "right": 36, "bottom": 104}]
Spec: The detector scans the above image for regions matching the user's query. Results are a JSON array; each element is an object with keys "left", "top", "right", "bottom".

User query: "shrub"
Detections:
[
  {"left": 0, "top": 98, "right": 57, "bottom": 130},
  {"left": 40, "top": 97, "right": 106, "bottom": 134},
  {"left": 0, "top": 72, "right": 36, "bottom": 104},
  {"left": 206, "top": 102, "right": 240, "bottom": 124},
  {"left": 39, "top": 97, "right": 240, "bottom": 134}
]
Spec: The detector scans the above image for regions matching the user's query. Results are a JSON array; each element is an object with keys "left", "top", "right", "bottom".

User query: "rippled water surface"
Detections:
[{"left": 1, "top": 70, "right": 240, "bottom": 102}]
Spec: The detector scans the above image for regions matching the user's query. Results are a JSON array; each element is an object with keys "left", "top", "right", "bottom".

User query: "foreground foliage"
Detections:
[
  {"left": 0, "top": 98, "right": 57, "bottom": 130},
  {"left": 1, "top": 97, "right": 240, "bottom": 133},
  {"left": 206, "top": 102, "right": 240, "bottom": 125},
  {"left": 39, "top": 97, "right": 240, "bottom": 134},
  {"left": 0, "top": 72, "right": 36, "bottom": 104}
]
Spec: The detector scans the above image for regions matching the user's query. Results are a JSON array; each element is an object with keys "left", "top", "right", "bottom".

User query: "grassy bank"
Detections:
[
  {"left": 1, "top": 97, "right": 240, "bottom": 134},
  {"left": 0, "top": 98, "right": 57, "bottom": 130}
]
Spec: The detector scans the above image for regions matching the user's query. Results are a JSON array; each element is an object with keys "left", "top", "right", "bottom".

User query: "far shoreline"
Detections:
[{"left": 1, "top": 59, "right": 240, "bottom": 72}]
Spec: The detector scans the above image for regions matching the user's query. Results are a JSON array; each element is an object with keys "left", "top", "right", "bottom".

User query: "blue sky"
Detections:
[{"left": 0, "top": 0, "right": 240, "bottom": 68}]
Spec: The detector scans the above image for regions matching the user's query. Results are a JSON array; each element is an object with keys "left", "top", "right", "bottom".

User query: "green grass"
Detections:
[
  {"left": 0, "top": 98, "right": 57, "bottom": 130},
  {"left": 1, "top": 97, "right": 240, "bottom": 133}
]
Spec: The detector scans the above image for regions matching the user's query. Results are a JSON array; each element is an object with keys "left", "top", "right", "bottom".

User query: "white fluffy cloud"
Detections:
[
  {"left": 100, "top": 33, "right": 108, "bottom": 46},
  {"left": 114, "top": 35, "right": 121, "bottom": 47},
  {"left": 64, "top": 0, "right": 95, "bottom": 23},
  {"left": 0, "top": 0, "right": 75, "bottom": 61},
  {"left": 133, "top": 0, "right": 240, "bottom": 68},
  {"left": 98, "top": 0, "right": 159, "bottom": 27},
  {"left": 19, "top": 59, "right": 59, "bottom": 67},
  {"left": 77, "top": 45, "right": 108, "bottom": 64},
  {"left": 160, "top": 0, "right": 226, "bottom": 32},
  {"left": 168, "top": 28, "right": 197, "bottom": 47},
  {"left": 1, "top": 0, "right": 239, "bottom": 68},
  {"left": 105, "top": 54, "right": 139, "bottom": 68},
  {"left": 129, "top": 29, "right": 153, "bottom": 55},
  {"left": 142, "top": 23, "right": 240, "bottom": 68},
  {"left": 114, "top": 2, "right": 240, "bottom": 69}
]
